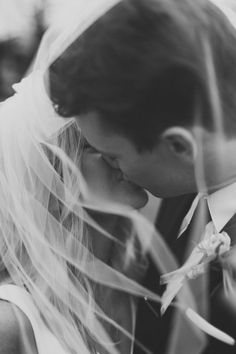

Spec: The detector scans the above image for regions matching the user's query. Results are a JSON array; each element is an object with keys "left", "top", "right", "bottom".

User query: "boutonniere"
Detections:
[{"left": 160, "top": 222, "right": 231, "bottom": 315}]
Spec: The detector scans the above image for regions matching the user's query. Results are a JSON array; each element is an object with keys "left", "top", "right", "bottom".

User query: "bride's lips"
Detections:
[
  {"left": 115, "top": 170, "right": 145, "bottom": 191},
  {"left": 113, "top": 169, "right": 148, "bottom": 207},
  {"left": 115, "top": 169, "right": 133, "bottom": 184}
]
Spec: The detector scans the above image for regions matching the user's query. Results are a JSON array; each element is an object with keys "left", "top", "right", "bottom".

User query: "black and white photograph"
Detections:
[{"left": 0, "top": 0, "right": 236, "bottom": 353}]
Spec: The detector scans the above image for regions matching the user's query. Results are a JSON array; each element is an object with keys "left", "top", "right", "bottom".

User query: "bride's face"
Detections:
[{"left": 80, "top": 139, "right": 148, "bottom": 210}]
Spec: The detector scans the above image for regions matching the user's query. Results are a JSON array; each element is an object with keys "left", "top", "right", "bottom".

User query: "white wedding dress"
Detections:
[{"left": 0, "top": 284, "right": 71, "bottom": 354}]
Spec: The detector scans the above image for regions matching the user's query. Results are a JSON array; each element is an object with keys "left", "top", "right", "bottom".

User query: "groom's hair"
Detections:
[{"left": 50, "top": 0, "right": 236, "bottom": 151}]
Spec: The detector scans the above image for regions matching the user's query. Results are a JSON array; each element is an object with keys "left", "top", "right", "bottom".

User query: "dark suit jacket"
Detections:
[{"left": 134, "top": 194, "right": 236, "bottom": 354}]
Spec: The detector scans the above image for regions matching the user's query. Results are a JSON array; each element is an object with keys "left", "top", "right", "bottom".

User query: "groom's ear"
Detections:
[{"left": 161, "top": 127, "right": 197, "bottom": 163}]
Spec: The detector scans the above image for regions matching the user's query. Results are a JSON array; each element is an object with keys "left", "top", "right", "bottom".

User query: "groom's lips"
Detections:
[
  {"left": 115, "top": 170, "right": 148, "bottom": 205},
  {"left": 117, "top": 171, "right": 145, "bottom": 191},
  {"left": 116, "top": 170, "right": 131, "bottom": 183}
]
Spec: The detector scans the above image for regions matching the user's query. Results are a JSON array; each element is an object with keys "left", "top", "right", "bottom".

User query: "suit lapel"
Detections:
[{"left": 222, "top": 213, "right": 236, "bottom": 242}]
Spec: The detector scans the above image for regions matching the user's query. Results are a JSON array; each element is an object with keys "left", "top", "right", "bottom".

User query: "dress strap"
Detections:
[{"left": 0, "top": 284, "right": 69, "bottom": 354}]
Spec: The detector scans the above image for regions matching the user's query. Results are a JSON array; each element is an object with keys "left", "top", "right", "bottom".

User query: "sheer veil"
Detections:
[{"left": 0, "top": 0, "right": 235, "bottom": 353}]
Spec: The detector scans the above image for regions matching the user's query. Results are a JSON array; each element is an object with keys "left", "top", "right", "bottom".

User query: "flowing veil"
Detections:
[{"left": 0, "top": 0, "right": 236, "bottom": 353}]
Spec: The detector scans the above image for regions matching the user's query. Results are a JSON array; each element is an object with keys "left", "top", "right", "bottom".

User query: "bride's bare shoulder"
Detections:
[{"left": 0, "top": 300, "right": 38, "bottom": 354}]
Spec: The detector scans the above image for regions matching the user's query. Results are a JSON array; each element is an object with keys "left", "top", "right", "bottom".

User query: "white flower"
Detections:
[
  {"left": 199, "top": 231, "right": 231, "bottom": 257},
  {"left": 161, "top": 224, "right": 231, "bottom": 315}
]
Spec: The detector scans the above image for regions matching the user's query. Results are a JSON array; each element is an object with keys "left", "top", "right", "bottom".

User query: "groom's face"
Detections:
[{"left": 77, "top": 113, "right": 197, "bottom": 198}]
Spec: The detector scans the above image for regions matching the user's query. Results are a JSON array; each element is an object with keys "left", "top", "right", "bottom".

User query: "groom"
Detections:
[{"left": 50, "top": 0, "right": 236, "bottom": 352}]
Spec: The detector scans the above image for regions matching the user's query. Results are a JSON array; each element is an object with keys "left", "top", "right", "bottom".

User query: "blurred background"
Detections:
[{"left": 0, "top": 0, "right": 80, "bottom": 100}]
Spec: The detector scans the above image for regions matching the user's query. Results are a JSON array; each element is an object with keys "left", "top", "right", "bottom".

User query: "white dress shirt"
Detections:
[{"left": 179, "top": 181, "right": 236, "bottom": 237}]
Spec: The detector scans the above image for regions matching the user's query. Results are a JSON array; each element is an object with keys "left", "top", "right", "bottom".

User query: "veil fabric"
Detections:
[
  {"left": 0, "top": 0, "right": 236, "bottom": 353},
  {"left": 0, "top": 1, "right": 172, "bottom": 353}
]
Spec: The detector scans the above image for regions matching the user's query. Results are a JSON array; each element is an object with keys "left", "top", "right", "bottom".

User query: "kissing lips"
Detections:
[{"left": 116, "top": 170, "right": 146, "bottom": 192}]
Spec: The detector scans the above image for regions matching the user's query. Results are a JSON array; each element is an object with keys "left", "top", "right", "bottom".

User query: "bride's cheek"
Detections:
[
  {"left": 82, "top": 155, "right": 112, "bottom": 189},
  {"left": 81, "top": 152, "right": 101, "bottom": 178}
]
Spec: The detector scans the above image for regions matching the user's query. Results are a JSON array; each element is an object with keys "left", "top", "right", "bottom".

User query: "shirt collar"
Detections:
[
  {"left": 178, "top": 181, "right": 236, "bottom": 237},
  {"left": 207, "top": 181, "right": 236, "bottom": 232}
]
